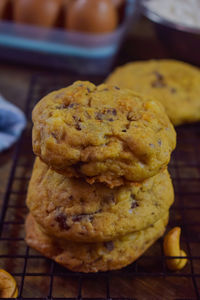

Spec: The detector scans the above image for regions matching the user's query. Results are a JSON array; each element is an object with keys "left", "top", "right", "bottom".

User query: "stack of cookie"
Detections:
[{"left": 26, "top": 81, "right": 176, "bottom": 272}]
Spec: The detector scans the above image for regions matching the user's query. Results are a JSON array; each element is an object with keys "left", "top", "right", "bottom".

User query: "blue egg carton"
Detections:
[{"left": 0, "top": 0, "right": 138, "bottom": 74}]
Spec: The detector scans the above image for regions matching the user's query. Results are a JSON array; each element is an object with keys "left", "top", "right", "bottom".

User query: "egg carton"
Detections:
[{"left": 0, "top": 0, "right": 138, "bottom": 74}]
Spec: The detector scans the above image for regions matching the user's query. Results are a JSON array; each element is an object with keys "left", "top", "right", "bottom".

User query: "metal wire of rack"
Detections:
[{"left": 0, "top": 74, "right": 200, "bottom": 300}]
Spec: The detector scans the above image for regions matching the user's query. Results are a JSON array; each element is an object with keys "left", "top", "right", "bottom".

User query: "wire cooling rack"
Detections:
[{"left": 0, "top": 73, "right": 200, "bottom": 300}]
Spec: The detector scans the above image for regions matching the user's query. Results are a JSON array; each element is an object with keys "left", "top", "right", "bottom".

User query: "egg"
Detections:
[
  {"left": 111, "top": 0, "right": 125, "bottom": 8},
  {"left": 13, "top": 0, "right": 62, "bottom": 27},
  {"left": 65, "top": 0, "right": 118, "bottom": 34},
  {"left": 62, "top": 0, "right": 73, "bottom": 7},
  {"left": 0, "top": 0, "right": 10, "bottom": 19},
  {"left": 111, "top": 0, "right": 126, "bottom": 24}
]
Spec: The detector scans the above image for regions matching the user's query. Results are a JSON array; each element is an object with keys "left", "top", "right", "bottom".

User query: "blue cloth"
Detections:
[{"left": 0, "top": 94, "right": 26, "bottom": 152}]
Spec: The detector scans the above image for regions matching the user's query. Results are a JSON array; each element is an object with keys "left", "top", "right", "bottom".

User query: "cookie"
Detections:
[
  {"left": 106, "top": 59, "right": 200, "bottom": 126},
  {"left": 32, "top": 81, "right": 176, "bottom": 187},
  {"left": 25, "top": 213, "right": 168, "bottom": 273},
  {"left": 27, "top": 158, "right": 173, "bottom": 242}
]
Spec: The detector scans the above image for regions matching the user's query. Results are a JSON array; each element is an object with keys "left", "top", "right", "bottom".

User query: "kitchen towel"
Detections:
[{"left": 0, "top": 94, "right": 26, "bottom": 152}]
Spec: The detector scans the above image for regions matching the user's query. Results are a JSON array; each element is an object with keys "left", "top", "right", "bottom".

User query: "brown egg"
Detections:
[
  {"left": 13, "top": 0, "right": 62, "bottom": 27},
  {"left": 111, "top": 0, "right": 126, "bottom": 24},
  {"left": 62, "top": 0, "right": 73, "bottom": 7},
  {"left": 111, "top": 0, "right": 125, "bottom": 8},
  {"left": 65, "top": 0, "right": 118, "bottom": 34},
  {"left": 0, "top": 0, "right": 10, "bottom": 19}
]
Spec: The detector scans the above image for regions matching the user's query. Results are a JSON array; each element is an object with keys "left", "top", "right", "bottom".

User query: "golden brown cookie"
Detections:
[
  {"left": 106, "top": 59, "right": 200, "bottom": 126},
  {"left": 32, "top": 81, "right": 176, "bottom": 187},
  {"left": 25, "top": 213, "right": 168, "bottom": 273},
  {"left": 27, "top": 158, "right": 174, "bottom": 242}
]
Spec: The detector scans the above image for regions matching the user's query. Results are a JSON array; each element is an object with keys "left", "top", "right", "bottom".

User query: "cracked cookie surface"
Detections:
[
  {"left": 26, "top": 158, "right": 174, "bottom": 242},
  {"left": 26, "top": 213, "right": 168, "bottom": 273},
  {"left": 32, "top": 81, "right": 176, "bottom": 187},
  {"left": 106, "top": 59, "right": 200, "bottom": 126}
]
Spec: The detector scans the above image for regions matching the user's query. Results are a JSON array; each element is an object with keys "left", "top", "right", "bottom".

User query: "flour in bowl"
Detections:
[{"left": 144, "top": 0, "right": 200, "bottom": 28}]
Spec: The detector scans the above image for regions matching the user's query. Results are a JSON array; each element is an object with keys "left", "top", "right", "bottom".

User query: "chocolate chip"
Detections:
[
  {"left": 154, "top": 71, "right": 164, "bottom": 81},
  {"left": 131, "top": 201, "right": 139, "bottom": 209},
  {"left": 51, "top": 132, "right": 57, "bottom": 139},
  {"left": 158, "top": 139, "right": 162, "bottom": 146},
  {"left": 115, "top": 86, "right": 120, "bottom": 90},
  {"left": 56, "top": 103, "right": 75, "bottom": 109},
  {"left": 108, "top": 118, "right": 114, "bottom": 122},
  {"left": 74, "top": 161, "right": 83, "bottom": 171},
  {"left": 56, "top": 104, "right": 68, "bottom": 109},
  {"left": 55, "top": 213, "right": 70, "bottom": 231},
  {"left": 69, "top": 195, "right": 73, "bottom": 201},
  {"left": 104, "top": 241, "right": 114, "bottom": 251},
  {"left": 89, "top": 215, "right": 94, "bottom": 222},
  {"left": 87, "top": 88, "right": 91, "bottom": 93},
  {"left": 73, "top": 115, "right": 82, "bottom": 130},
  {"left": 152, "top": 71, "right": 166, "bottom": 88},
  {"left": 130, "top": 194, "right": 139, "bottom": 209},
  {"left": 107, "top": 108, "right": 117, "bottom": 116},
  {"left": 96, "top": 112, "right": 104, "bottom": 120},
  {"left": 72, "top": 215, "right": 84, "bottom": 222},
  {"left": 122, "top": 129, "right": 127, "bottom": 132},
  {"left": 88, "top": 98, "right": 92, "bottom": 107},
  {"left": 72, "top": 214, "right": 93, "bottom": 222},
  {"left": 127, "top": 112, "right": 140, "bottom": 121},
  {"left": 68, "top": 103, "right": 75, "bottom": 108},
  {"left": 149, "top": 143, "right": 155, "bottom": 148},
  {"left": 170, "top": 87, "right": 177, "bottom": 94},
  {"left": 75, "top": 123, "right": 82, "bottom": 131},
  {"left": 112, "top": 109, "right": 117, "bottom": 116}
]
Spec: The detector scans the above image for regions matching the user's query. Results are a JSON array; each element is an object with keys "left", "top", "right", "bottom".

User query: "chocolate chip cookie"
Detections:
[
  {"left": 32, "top": 81, "right": 176, "bottom": 187},
  {"left": 26, "top": 158, "right": 174, "bottom": 242},
  {"left": 26, "top": 213, "right": 168, "bottom": 273},
  {"left": 106, "top": 59, "right": 200, "bottom": 126}
]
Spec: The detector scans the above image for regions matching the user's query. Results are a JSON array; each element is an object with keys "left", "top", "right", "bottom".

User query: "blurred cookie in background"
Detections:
[{"left": 107, "top": 59, "right": 200, "bottom": 126}]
